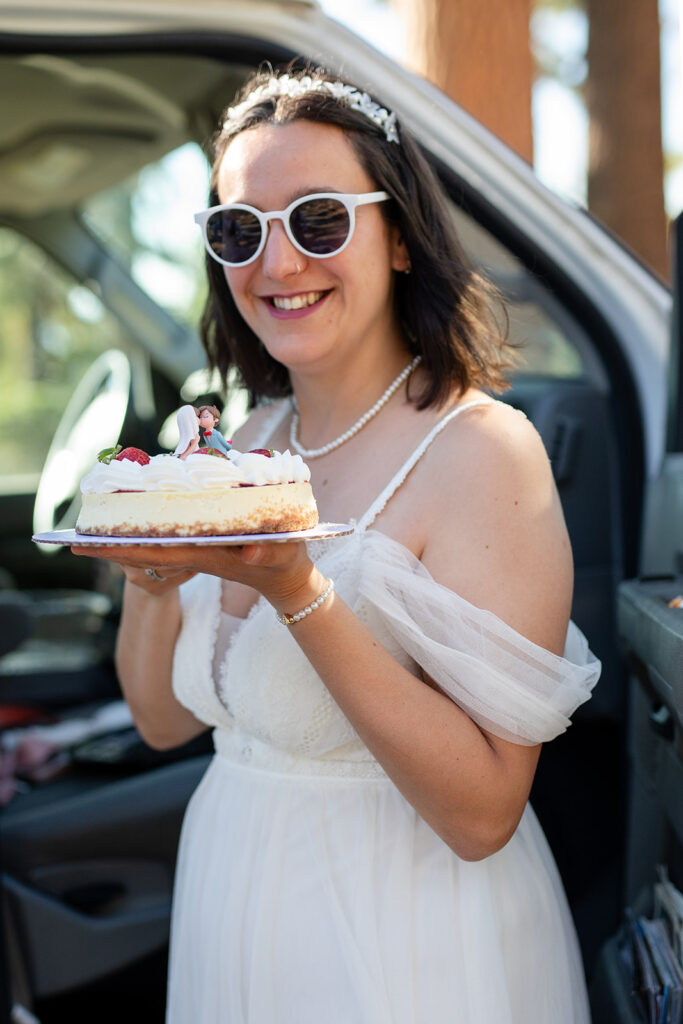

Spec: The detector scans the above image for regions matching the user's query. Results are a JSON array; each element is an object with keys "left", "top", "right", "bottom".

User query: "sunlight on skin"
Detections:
[{"left": 69, "top": 536, "right": 315, "bottom": 604}]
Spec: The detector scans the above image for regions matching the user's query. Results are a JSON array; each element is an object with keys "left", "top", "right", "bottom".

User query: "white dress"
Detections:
[{"left": 166, "top": 401, "right": 601, "bottom": 1024}]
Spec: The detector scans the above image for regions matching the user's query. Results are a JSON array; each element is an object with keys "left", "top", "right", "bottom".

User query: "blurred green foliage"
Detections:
[
  {"left": 0, "top": 144, "right": 209, "bottom": 483},
  {"left": 0, "top": 227, "right": 131, "bottom": 479}
]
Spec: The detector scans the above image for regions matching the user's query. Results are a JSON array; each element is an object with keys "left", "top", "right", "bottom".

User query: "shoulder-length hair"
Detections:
[{"left": 200, "top": 66, "right": 514, "bottom": 411}]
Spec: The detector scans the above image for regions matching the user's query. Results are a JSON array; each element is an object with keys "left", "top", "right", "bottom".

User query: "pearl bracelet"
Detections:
[{"left": 276, "top": 578, "right": 335, "bottom": 626}]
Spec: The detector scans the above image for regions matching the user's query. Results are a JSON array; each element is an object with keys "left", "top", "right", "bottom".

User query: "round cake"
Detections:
[{"left": 76, "top": 447, "right": 318, "bottom": 537}]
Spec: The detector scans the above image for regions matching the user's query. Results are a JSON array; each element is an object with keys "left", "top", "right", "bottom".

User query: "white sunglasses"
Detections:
[{"left": 194, "top": 190, "right": 390, "bottom": 267}]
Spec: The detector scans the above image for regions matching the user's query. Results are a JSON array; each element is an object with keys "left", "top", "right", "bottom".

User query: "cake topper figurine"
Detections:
[
  {"left": 173, "top": 404, "right": 232, "bottom": 460},
  {"left": 196, "top": 405, "right": 232, "bottom": 456},
  {"left": 174, "top": 404, "right": 200, "bottom": 460}
]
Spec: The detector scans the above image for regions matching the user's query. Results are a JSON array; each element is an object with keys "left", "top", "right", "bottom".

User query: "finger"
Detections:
[
  {"left": 70, "top": 543, "right": 162, "bottom": 562},
  {"left": 70, "top": 544, "right": 149, "bottom": 568},
  {"left": 124, "top": 565, "right": 196, "bottom": 582},
  {"left": 240, "top": 543, "right": 268, "bottom": 565},
  {"left": 240, "top": 540, "right": 304, "bottom": 567},
  {"left": 124, "top": 567, "right": 197, "bottom": 593},
  {"left": 71, "top": 544, "right": 117, "bottom": 558},
  {"left": 70, "top": 545, "right": 193, "bottom": 578}
]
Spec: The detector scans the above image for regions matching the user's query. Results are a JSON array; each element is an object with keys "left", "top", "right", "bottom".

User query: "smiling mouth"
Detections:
[{"left": 270, "top": 291, "right": 327, "bottom": 311}]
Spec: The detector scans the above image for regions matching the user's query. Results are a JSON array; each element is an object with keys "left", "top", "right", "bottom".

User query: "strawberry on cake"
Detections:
[{"left": 76, "top": 441, "right": 318, "bottom": 538}]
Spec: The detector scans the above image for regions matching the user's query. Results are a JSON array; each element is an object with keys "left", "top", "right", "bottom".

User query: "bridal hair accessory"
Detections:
[
  {"left": 225, "top": 75, "right": 400, "bottom": 144},
  {"left": 277, "top": 578, "right": 335, "bottom": 626},
  {"left": 290, "top": 355, "right": 421, "bottom": 459}
]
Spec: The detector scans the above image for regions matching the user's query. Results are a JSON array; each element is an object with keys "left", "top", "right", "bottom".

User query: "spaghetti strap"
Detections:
[
  {"left": 250, "top": 399, "right": 291, "bottom": 450},
  {"left": 356, "top": 399, "right": 495, "bottom": 532}
]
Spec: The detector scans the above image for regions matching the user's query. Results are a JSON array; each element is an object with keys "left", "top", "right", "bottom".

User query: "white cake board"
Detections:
[{"left": 32, "top": 524, "right": 354, "bottom": 547}]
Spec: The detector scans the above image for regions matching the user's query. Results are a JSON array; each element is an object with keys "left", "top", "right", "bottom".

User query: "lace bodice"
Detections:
[
  {"left": 172, "top": 532, "right": 416, "bottom": 776},
  {"left": 171, "top": 400, "right": 600, "bottom": 777}
]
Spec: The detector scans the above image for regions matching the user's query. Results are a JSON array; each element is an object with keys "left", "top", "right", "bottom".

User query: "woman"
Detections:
[{"left": 73, "top": 68, "right": 600, "bottom": 1023}]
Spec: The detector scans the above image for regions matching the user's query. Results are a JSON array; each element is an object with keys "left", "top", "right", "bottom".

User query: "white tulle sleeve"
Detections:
[{"left": 356, "top": 530, "right": 601, "bottom": 746}]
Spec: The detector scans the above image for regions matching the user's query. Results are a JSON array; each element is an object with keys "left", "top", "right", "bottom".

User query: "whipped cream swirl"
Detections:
[{"left": 80, "top": 450, "right": 310, "bottom": 494}]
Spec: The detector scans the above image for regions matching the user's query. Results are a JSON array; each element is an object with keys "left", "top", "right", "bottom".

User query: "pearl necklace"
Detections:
[{"left": 289, "top": 355, "right": 421, "bottom": 459}]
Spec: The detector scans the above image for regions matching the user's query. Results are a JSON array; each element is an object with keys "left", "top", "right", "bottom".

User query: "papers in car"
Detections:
[
  {"left": 656, "top": 867, "right": 683, "bottom": 967},
  {"left": 620, "top": 869, "right": 683, "bottom": 1024}
]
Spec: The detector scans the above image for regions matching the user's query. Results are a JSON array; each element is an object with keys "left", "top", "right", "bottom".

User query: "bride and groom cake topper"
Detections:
[{"left": 175, "top": 404, "right": 232, "bottom": 460}]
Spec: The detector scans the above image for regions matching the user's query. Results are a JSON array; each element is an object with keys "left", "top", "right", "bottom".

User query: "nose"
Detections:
[{"left": 260, "top": 216, "right": 305, "bottom": 280}]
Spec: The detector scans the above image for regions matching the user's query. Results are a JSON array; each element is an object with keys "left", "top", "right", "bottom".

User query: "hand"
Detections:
[
  {"left": 70, "top": 545, "right": 197, "bottom": 595},
  {"left": 70, "top": 539, "right": 318, "bottom": 608},
  {"left": 124, "top": 564, "right": 198, "bottom": 595}
]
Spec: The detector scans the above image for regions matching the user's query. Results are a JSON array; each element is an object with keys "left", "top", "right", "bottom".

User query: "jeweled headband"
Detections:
[{"left": 224, "top": 74, "right": 400, "bottom": 144}]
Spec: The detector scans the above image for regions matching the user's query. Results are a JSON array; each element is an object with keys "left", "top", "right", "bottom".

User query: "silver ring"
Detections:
[
  {"left": 294, "top": 262, "right": 302, "bottom": 273},
  {"left": 145, "top": 568, "right": 166, "bottom": 582}
]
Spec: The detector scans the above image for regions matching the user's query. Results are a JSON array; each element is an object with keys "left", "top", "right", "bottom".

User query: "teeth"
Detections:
[{"left": 272, "top": 291, "right": 324, "bottom": 311}]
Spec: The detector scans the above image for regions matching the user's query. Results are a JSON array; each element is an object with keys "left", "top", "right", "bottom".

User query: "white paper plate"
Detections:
[{"left": 32, "top": 524, "right": 354, "bottom": 547}]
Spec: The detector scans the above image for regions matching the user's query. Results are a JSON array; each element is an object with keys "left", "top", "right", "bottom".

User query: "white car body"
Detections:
[{"left": 1, "top": 0, "right": 677, "bottom": 573}]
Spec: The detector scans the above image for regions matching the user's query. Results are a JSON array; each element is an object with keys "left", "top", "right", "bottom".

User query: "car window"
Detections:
[
  {"left": 82, "top": 142, "right": 210, "bottom": 331},
  {"left": 0, "top": 139, "right": 593, "bottom": 497},
  {"left": 452, "top": 205, "right": 589, "bottom": 381},
  {"left": 83, "top": 141, "right": 587, "bottom": 382},
  {"left": 0, "top": 228, "right": 133, "bottom": 488}
]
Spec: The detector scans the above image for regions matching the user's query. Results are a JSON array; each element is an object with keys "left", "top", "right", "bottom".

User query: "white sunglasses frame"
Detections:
[{"left": 193, "top": 190, "right": 390, "bottom": 267}]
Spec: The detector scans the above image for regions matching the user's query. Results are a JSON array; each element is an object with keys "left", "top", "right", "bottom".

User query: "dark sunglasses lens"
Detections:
[
  {"left": 290, "top": 197, "right": 350, "bottom": 255},
  {"left": 206, "top": 208, "right": 262, "bottom": 264}
]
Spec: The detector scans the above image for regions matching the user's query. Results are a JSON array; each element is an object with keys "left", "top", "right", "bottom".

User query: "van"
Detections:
[{"left": 0, "top": 3, "right": 680, "bottom": 1020}]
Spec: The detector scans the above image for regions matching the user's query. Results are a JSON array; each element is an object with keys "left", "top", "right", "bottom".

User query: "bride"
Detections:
[{"left": 73, "top": 67, "right": 600, "bottom": 1023}]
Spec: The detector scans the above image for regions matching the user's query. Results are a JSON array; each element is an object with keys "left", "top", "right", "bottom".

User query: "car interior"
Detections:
[{"left": 0, "top": 37, "right": 681, "bottom": 1024}]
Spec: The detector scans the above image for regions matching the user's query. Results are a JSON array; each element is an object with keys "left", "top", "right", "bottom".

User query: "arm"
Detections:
[
  {"left": 246, "top": 405, "right": 571, "bottom": 860},
  {"left": 270, "top": 582, "right": 539, "bottom": 861},
  {"left": 114, "top": 574, "right": 208, "bottom": 750},
  {"left": 178, "top": 435, "right": 199, "bottom": 460},
  {"left": 109, "top": 532, "right": 541, "bottom": 856},
  {"left": 73, "top": 404, "right": 278, "bottom": 748},
  {"left": 79, "top": 405, "right": 569, "bottom": 856}
]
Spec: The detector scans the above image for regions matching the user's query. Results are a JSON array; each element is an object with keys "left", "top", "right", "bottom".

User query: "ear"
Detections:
[{"left": 390, "top": 229, "right": 411, "bottom": 274}]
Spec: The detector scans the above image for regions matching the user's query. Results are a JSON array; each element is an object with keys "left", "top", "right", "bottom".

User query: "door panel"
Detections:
[
  {"left": 589, "top": 576, "right": 683, "bottom": 1021},
  {"left": 2, "top": 755, "right": 209, "bottom": 998}
]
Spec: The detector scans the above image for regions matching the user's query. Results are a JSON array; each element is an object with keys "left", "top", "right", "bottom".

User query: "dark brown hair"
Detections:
[{"left": 200, "top": 66, "right": 514, "bottom": 410}]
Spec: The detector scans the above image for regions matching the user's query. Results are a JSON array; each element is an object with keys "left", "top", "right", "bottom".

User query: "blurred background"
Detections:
[
  {"left": 0, "top": 10, "right": 679, "bottom": 1020},
  {"left": 322, "top": 0, "right": 682, "bottom": 282},
  {"left": 1, "top": 0, "right": 679, "bottom": 482}
]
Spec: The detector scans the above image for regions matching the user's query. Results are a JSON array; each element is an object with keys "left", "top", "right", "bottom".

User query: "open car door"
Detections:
[
  {"left": 590, "top": 213, "right": 683, "bottom": 1022},
  {"left": 0, "top": 3, "right": 678, "bottom": 1022}
]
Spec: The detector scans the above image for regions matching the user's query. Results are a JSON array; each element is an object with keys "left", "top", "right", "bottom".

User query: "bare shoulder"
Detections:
[
  {"left": 419, "top": 399, "right": 553, "bottom": 507},
  {"left": 420, "top": 399, "right": 573, "bottom": 653},
  {"left": 452, "top": 399, "right": 551, "bottom": 490},
  {"left": 230, "top": 399, "right": 289, "bottom": 450}
]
